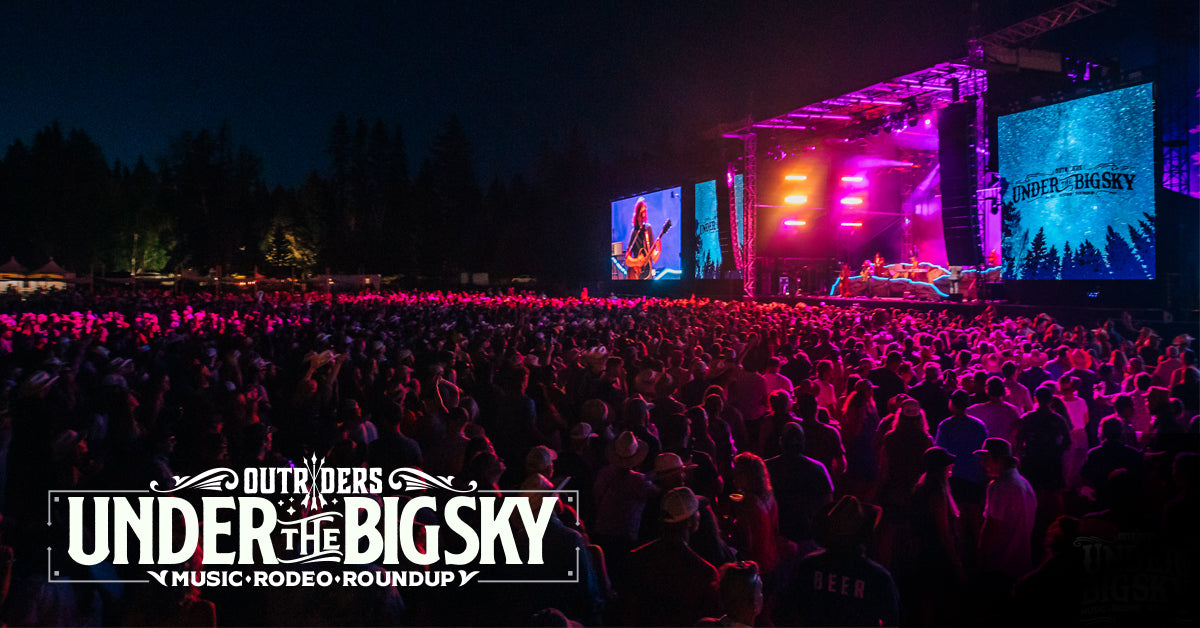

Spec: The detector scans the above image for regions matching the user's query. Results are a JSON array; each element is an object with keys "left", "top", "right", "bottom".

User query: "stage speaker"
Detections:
[
  {"left": 938, "top": 101, "right": 983, "bottom": 266},
  {"left": 946, "top": 293, "right": 964, "bottom": 303}
]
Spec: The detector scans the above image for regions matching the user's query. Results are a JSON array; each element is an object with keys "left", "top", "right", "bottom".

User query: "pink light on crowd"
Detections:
[
  {"left": 783, "top": 219, "right": 807, "bottom": 227},
  {"left": 840, "top": 197, "right": 864, "bottom": 206},
  {"left": 784, "top": 195, "right": 808, "bottom": 205}
]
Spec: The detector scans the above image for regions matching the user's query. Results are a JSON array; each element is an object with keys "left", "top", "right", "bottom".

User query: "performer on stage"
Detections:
[
  {"left": 840, "top": 264, "right": 852, "bottom": 297},
  {"left": 624, "top": 198, "right": 661, "bottom": 280},
  {"left": 861, "top": 259, "right": 874, "bottom": 298},
  {"left": 873, "top": 252, "right": 887, "bottom": 278}
]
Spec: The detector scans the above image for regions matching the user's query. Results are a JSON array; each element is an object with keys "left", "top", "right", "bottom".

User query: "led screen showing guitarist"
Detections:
[
  {"left": 624, "top": 198, "right": 672, "bottom": 279},
  {"left": 610, "top": 186, "right": 682, "bottom": 280}
]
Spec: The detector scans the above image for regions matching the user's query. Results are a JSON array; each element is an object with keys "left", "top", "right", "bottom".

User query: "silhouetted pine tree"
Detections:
[
  {"left": 1074, "top": 240, "right": 1108, "bottom": 277},
  {"left": 1021, "top": 227, "right": 1048, "bottom": 279},
  {"left": 1104, "top": 225, "right": 1142, "bottom": 279},
  {"left": 1136, "top": 212, "right": 1154, "bottom": 243},
  {"left": 1061, "top": 242, "right": 1084, "bottom": 279},
  {"left": 1044, "top": 245, "right": 1060, "bottom": 280},
  {"left": 426, "top": 116, "right": 480, "bottom": 275},
  {"left": 1001, "top": 201, "right": 1025, "bottom": 277},
  {"left": 324, "top": 113, "right": 353, "bottom": 269},
  {"left": 1128, "top": 211, "right": 1155, "bottom": 274}
]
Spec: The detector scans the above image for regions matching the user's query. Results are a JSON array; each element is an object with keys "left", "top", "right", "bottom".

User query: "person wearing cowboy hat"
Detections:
[
  {"left": 1018, "top": 348, "right": 1053, "bottom": 395},
  {"left": 781, "top": 495, "right": 898, "bottom": 628},
  {"left": 511, "top": 474, "right": 604, "bottom": 626},
  {"left": 976, "top": 437, "right": 1037, "bottom": 582},
  {"left": 524, "top": 444, "right": 558, "bottom": 483},
  {"left": 1152, "top": 345, "right": 1183, "bottom": 388},
  {"left": 909, "top": 447, "right": 967, "bottom": 625},
  {"left": 591, "top": 431, "right": 656, "bottom": 581},
  {"left": 639, "top": 452, "right": 698, "bottom": 542},
  {"left": 1014, "top": 385, "right": 1072, "bottom": 531},
  {"left": 553, "top": 421, "right": 601, "bottom": 511},
  {"left": 697, "top": 561, "right": 765, "bottom": 628},
  {"left": 622, "top": 486, "right": 720, "bottom": 627}
]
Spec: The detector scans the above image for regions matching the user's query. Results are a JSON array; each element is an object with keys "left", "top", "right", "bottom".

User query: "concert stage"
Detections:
[
  {"left": 601, "top": 3, "right": 1196, "bottom": 320},
  {"left": 828, "top": 262, "right": 1001, "bottom": 301}
]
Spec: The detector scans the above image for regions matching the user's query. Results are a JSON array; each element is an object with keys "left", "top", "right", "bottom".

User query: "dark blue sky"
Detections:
[{"left": 2, "top": 1, "right": 1069, "bottom": 187}]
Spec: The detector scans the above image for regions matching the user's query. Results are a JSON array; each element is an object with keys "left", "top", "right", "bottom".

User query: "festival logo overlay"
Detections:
[{"left": 50, "top": 459, "right": 579, "bottom": 588}]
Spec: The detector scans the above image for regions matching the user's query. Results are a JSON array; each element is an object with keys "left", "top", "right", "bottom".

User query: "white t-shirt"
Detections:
[
  {"left": 1059, "top": 396, "right": 1088, "bottom": 431},
  {"left": 983, "top": 468, "right": 1037, "bottom": 579},
  {"left": 815, "top": 379, "right": 839, "bottom": 410},
  {"left": 763, "top": 372, "right": 795, "bottom": 397}
]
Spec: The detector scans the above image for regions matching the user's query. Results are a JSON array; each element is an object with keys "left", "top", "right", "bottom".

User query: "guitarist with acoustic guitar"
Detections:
[{"left": 624, "top": 197, "right": 672, "bottom": 280}]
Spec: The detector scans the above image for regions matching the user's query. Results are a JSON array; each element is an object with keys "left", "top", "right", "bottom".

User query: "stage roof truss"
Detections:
[
  {"left": 979, "top": 0, "right": 1118, "bottom": 49},
  {"left": 734, "top": 61, "right": 987, "bottom": 138}
]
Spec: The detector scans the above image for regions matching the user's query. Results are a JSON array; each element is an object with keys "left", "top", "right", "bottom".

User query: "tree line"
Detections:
[
  {"left": 1001, "top": 200, "right": 1156, "bottom": 280},
  {"left": 0, "top": 115, "right": 715, "bottom": 286}
]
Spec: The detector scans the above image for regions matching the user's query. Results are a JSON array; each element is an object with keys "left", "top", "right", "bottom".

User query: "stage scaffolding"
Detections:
[{"left": 725, "top": 61, "right": 988, "bottom": 297}]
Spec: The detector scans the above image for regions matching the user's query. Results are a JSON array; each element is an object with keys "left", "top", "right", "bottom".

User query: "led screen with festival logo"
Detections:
[
  {"left": 694, "top": 179, "right": 722, "bottom": 278},
  {"left": 734, "top": 173, "right": 744, "bottom": 256},
  {"left": 610, "top": 187, "right": 682, "bottom": 280},
  {"left": 998, "top": 82, "right": 1155, "bottom": 280}
]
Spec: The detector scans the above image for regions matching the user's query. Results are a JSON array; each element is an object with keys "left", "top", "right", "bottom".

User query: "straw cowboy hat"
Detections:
[
  {"left": 633, "top": 368, "right": 663, "bottom": 395},
  {"left": 1067, "top": 348, "right": 1093, "bottom": 370},
  {"left": 569, "top": 422, "right": 599, "bottom": 440},
  {"left": 652, "top": 452, "right": 697, "bottom": 480},
  {"left": 607, "top": 430, "right": 650, "bottom": 468},
  {"left": 661, "top": 486, "right": 701, "bottom": 523}
]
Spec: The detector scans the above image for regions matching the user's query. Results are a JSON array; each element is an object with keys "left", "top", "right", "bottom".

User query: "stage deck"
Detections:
[{"left": 755, "top": 294, "right": 1175, "bottom": 329}]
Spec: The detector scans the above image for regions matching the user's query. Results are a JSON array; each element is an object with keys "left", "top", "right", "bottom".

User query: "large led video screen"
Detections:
[
  {"left": 999, "top": 83, "right": 1155, "bottom": 280},
  {"left": 695, "top": 179, "right": 722, "bottom": 278},
  {"left": 610, "top": 187, "right": 682, "bottom": 280},
  {"left": 734, "top": 173, "right": 745, "bottom": 253}
]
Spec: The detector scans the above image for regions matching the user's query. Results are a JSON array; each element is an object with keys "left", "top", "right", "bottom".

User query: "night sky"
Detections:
[{"left": 3, "top": 1, "right": 1065, "bottom": 187}]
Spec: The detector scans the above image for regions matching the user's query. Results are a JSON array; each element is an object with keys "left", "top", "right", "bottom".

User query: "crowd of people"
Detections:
[{"left": 0, "top": 288, "right": 1196, "bottom": 626}]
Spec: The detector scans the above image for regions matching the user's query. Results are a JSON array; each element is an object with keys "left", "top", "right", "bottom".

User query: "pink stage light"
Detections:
[
  {"left": 783, "top": 220, "right": 807, "bottom": 227},
  {"left": 840, "top": 222, "right": 863, "bottom": 227},
  {"left": 840, "top": 197, "right": 864, "bottom": 206},
  {"left": 924, "top": 118, "right": 933, "bottom": 128},
  {"left": 784, "top": 174, "right": 808, "bottom": 181},
  {"left": 784, "top": 194, "right": 808, "bottom": 205},
  {"left": 791, "top": 113, "right": 854, "bottom": 120},
  {"left": 840, "top": 175, "right": 865, "bottom": 183}
]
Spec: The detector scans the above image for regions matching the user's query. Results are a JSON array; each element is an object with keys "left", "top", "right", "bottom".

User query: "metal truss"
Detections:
[{"left": 979, "top": 0, "right": 1118, "bottom": 48}]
